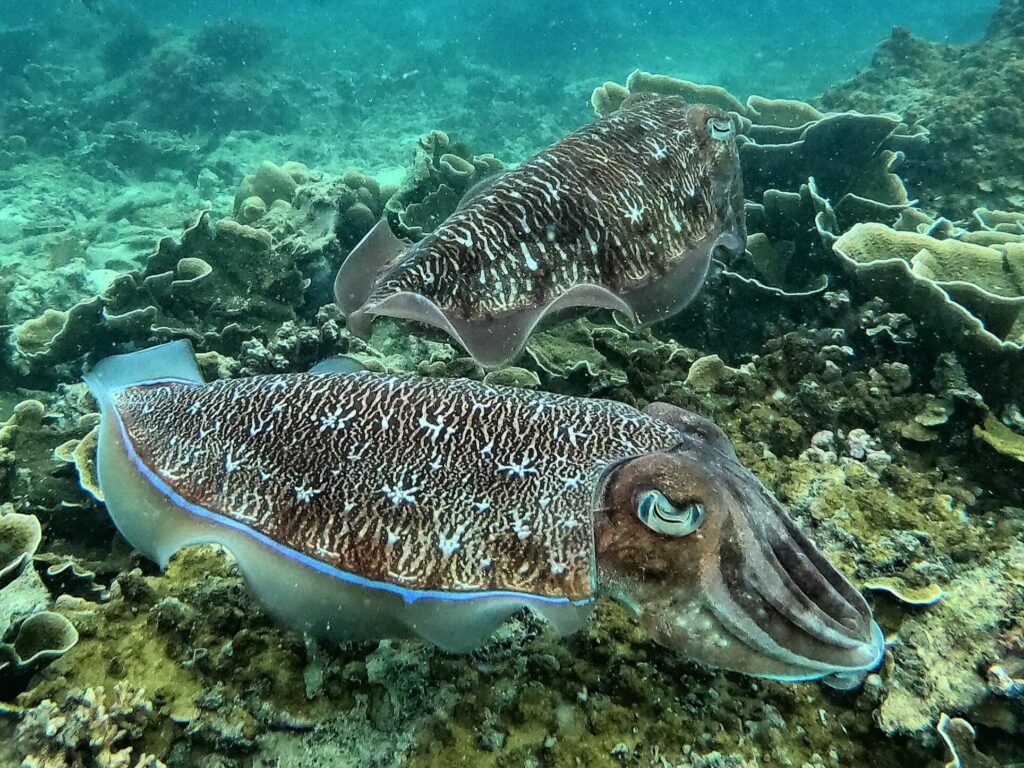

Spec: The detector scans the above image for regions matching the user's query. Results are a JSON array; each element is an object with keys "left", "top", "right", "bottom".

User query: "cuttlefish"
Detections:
[
  {"left": 336, "top": 94, "right": 746, "bottom": 368},
  {"left": 86, "top": 341, "right": 883, "bottom": 685}
]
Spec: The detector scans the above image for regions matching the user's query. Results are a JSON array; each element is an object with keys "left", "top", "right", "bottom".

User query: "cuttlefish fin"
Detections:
[
  {"left": 334, "top": 218, "right": 410, "bottom": 336},
  {"left": 370, "top": 281, "right": 636, "bottom": 369},
  {"left": 84, "top": 340, "right": 204, "bottom": 406}
]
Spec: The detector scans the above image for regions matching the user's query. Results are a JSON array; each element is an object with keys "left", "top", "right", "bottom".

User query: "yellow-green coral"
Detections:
[
  {"left": 973, "top": 414, "right": 1024, "bottom": 463},
  {"left": 834, "top": 222, "right": 1024, "bottom": 344}
]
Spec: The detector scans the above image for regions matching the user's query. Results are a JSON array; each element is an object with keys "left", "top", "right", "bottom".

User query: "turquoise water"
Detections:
[{"left": 0, "top": 2, "right": 1022, "bottom": 767}]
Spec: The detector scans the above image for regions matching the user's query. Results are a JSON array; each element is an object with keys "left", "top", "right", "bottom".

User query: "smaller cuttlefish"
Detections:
[
  {"left": 86, "top": 341, "right": 883, "bottom": 686},
  {"left": 335, "top": 94, "right": 746, "bottom": 368}
]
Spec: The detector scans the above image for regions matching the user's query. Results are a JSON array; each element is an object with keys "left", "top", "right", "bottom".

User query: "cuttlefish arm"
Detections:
[{"left": 594, "top": 403, "right": 885, "bottom": 686}]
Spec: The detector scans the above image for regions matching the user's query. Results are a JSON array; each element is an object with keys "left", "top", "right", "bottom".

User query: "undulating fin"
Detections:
[
  {"left": 334, "top": 219, "right": 410, "bottom": 336},
  {"left": 441, "top": 282, "right": 634, "bottom": 368},
  {"left": 83, "top": 340, "right": 204, "bottom": 406},
  {"left": 363, "top": 281, "right": 634, "bottom": 369},
  {"left": 308, "top": 355, "right": 365, "bottom": 374}
]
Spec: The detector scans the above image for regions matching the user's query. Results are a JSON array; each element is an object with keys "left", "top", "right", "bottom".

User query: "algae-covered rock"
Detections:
[
  {"left": 684, "top": 354, "right": 748, "bottom": 393},
  {"left": 251, "top": 160, "right": 299, "bottom": 206},
  {"left": 236, "top": 194, "right": 268, "bottom": 224},
  {"left": 233, "top": 160, "right": 312, "bottom": 215},
  {"left": 482, "top": 366, "right": 541, "bottom": 389}
]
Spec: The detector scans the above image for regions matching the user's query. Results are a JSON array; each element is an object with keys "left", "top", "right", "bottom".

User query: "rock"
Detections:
[
  {"left": 251, "top": 160, "right": 298, "bottom": 206},
  {"left": 236, "top": 195, "right": 268, "bottom": 225}
]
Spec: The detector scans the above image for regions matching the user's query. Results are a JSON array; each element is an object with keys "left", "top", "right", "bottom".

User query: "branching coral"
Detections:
[{"left": 14, "top": 685, "right": 164, "bottom": 768}]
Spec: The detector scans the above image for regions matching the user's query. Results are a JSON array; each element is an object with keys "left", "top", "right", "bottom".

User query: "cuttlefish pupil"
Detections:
[{"left": 86, "top": 341, "right": 883, "bottom": 686}]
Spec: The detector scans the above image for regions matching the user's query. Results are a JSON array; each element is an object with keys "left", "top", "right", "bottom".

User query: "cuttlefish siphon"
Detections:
[
  {"left": 86, "top": 341, "right": 883, "bottom": 686},
  {"left": 335, "top": 94, "right": 746, "bottom": 368}
]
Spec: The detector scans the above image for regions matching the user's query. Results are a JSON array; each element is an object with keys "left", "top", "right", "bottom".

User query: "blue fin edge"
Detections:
[{"left": 113, "top": 409, "right": 592, "bottom": 608}]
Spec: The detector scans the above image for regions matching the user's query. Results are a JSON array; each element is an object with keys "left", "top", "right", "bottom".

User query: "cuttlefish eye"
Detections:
[
  {"left": 595, "top": 403, "right": 885, "bottom": 687},
  {"left": 707, "top": 116, "right": 734, "bottom": 141},
  {"left": 637, "top": 489, "right": 705, "bottom": 537}
]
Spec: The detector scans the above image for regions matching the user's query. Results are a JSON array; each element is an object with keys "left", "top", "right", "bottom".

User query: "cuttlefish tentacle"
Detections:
[{"left": 86, "top": 341, "right": 883, "bottom": 685}]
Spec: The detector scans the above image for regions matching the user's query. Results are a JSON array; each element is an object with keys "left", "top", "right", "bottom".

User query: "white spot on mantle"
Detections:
[{"left": 520, "top": 242, "right": 539, "bottom": 271}]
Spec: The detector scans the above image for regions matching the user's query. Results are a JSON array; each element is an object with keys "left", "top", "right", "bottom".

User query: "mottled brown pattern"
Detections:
[
  {"left": 369, "top": 96, "right": 741, "bottom": 318},
  {"left": 112, "top": 374, "right": 680, "bottom": 600}
]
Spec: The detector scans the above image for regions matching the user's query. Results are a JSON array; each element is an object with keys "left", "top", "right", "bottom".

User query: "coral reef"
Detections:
[
  {"left": 5, "top": 157, "right": 396, "bottom": 386},
  {"left": 4, "top": 300, "right": 1018, "bottom": 766},
  {"left": 384, "top": 130, "right": 504, "bottom": 239},
  {"left": 0, "top": 6, "right": 1022, "bottom": 766},
  {"left": 822, "top": 3, "right": 1024, "bottom": 216}
]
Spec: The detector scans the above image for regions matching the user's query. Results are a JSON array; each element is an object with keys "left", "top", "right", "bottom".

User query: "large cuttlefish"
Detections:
[
  {"left": 86, "top": 341, "right": 883, "bottom": 686},
  {"left": 336, "top": 94, "right": 746, "bottom": 368}
]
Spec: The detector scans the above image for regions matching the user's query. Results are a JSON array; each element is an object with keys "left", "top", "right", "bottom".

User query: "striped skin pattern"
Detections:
[
  {"left": 112, "top": 373, "right": 681, "bottom": 601},
  {"left": 340, "top": 95, "right": 745, "bottom": 368},
  {"left": 370, "top": 96, "right": 741, "bottom": 316}
]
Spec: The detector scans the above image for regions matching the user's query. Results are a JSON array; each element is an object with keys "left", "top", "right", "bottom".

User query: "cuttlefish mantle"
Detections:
[
  {"left": 335, "top": 94, "right": 746, "bottom": 368},
  {"left": 86, "top": 340, "right": 882, "bottom": 685}
]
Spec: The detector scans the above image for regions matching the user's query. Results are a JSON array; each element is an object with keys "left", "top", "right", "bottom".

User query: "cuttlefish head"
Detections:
[{"left": 594, "top": 403, "right": 884, "bottom": 687}]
